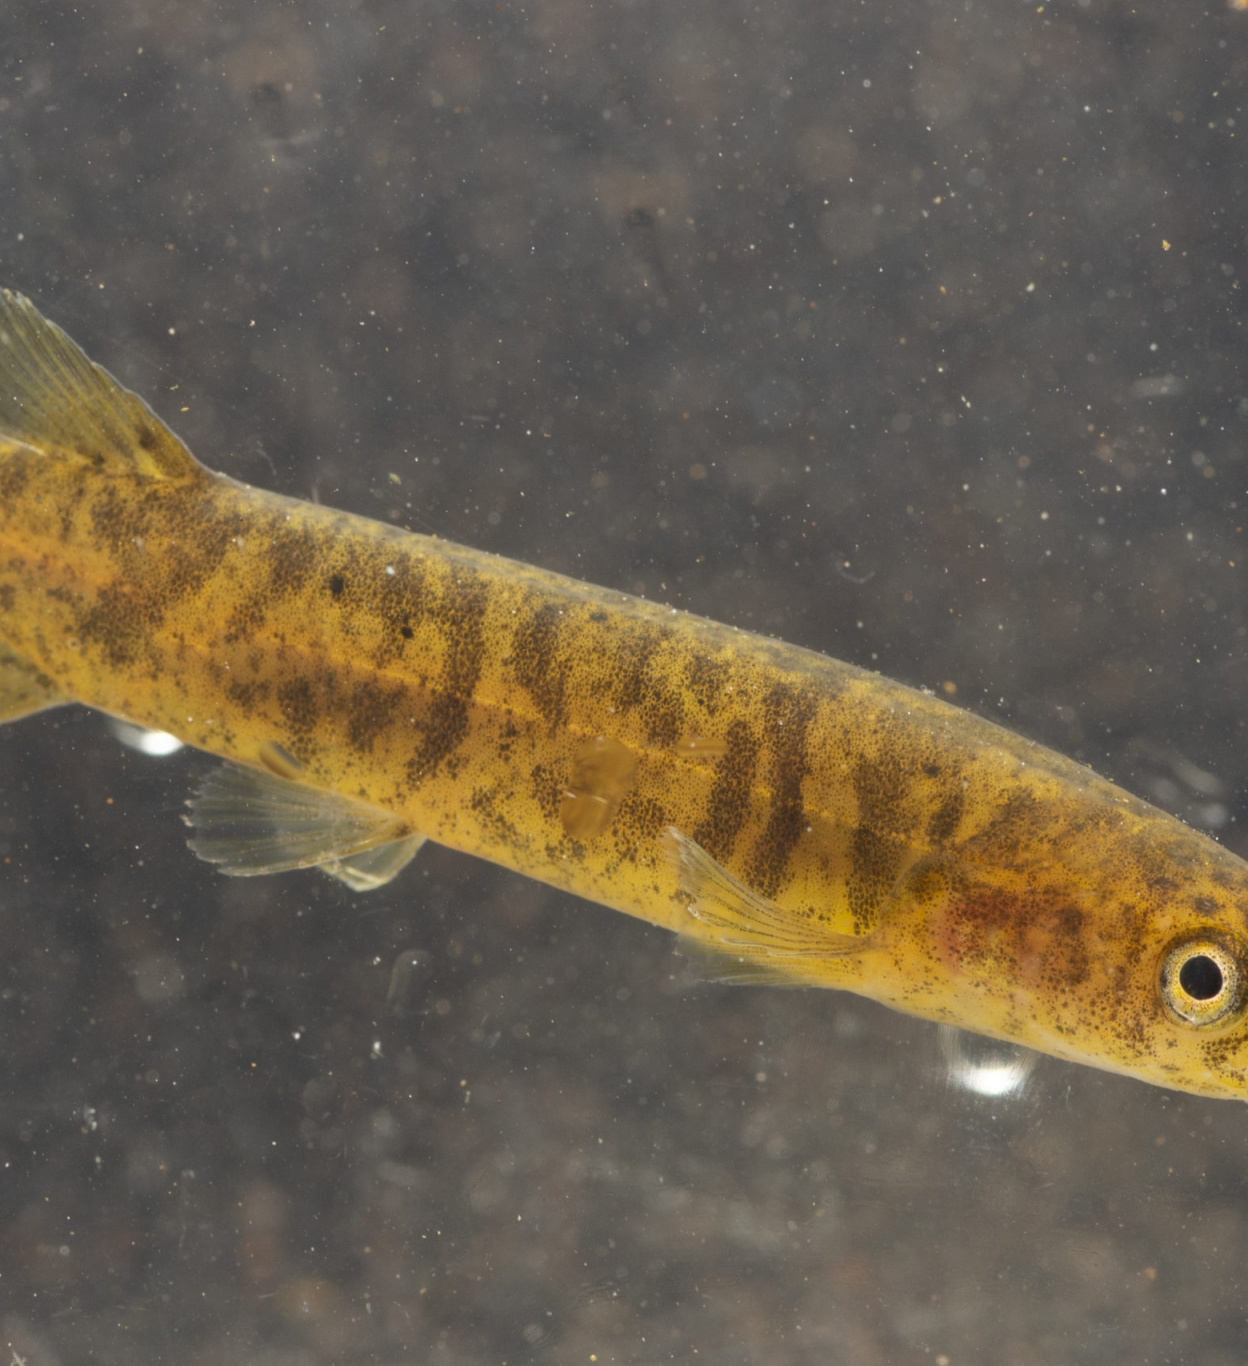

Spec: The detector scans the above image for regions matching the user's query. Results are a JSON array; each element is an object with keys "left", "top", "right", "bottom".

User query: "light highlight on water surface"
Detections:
[{"left": 939, "top": 1026, "right": 1036, "bottom": 1098}]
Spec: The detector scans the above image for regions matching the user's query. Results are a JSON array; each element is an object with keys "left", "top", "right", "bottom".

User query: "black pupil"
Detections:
[{"left": 1179, "top": 954, "right": 1224, "bottom": 1001}]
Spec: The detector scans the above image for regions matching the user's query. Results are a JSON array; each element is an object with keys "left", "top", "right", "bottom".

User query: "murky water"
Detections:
[{"left": 1, "top": 2, "right": 1246, "bottom": 1361}]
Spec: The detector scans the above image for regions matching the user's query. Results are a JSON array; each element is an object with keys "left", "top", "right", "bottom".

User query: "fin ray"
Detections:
[
  {"left": 662, "top": 826, "right": 869, "bottom": 982},
  {"left": 320, "top": 835, "right": 427, "bottom": 891},
  {"left": 677, "top": 941, "right": 831, "bottom": 987},
  {"left": 185, "top": 762, "right": 412, "bottom": 878},
  {"left": 0, "top": 289, "right": 202, "bottom": 481}
]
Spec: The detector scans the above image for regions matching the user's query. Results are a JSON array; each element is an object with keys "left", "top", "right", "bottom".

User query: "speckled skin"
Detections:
[{"left": 3, "top": 324, "right": 1248, "bottom": 1099}]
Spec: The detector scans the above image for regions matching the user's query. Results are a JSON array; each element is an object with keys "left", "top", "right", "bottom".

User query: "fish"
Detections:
[{"left": 0, "top": 288, "right": 1246, "bottom": 1101}]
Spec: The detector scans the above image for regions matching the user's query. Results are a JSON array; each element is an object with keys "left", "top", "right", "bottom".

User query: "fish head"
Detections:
[
  {"left": 1070, "top": 820, "right": 1248, "bottom": 1100},
  {"left": 924, "top": 827, "right": 1248, "bottom": 1101},
  {"left": 1116, "top": 909, "right": 1248, "bottom": 1101}
]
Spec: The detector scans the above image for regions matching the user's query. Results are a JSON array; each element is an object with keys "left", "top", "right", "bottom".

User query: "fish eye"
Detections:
[{"left": 1158, "top": 936, "right": 1247, "bottom": 1028}]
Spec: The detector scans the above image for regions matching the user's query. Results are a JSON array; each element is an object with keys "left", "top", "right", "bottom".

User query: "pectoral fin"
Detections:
[
  {"left": 0, "top": 642, "right": 67, "bottom": 723},
  {"left": 661, "top": 826, "right": 872, "bottom": 985},
  {"left": 320, "top": 835, "right": 427, "bottom": 892},
  {"left": 185, "top": 762, "right": 421, "bottom": 882}
]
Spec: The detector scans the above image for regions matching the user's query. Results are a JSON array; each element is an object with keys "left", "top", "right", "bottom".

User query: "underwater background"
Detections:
[{"left": 1, "top": 1, "right": 1246, "bottom": 1361}]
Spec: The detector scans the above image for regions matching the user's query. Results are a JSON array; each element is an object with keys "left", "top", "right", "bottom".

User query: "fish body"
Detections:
[{"left": 1, "top": 289, "right": 1247, "bottom": 1099}]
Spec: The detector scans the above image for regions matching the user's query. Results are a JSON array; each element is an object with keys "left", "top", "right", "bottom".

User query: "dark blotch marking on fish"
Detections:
[
  {"left": 927, "top": 784, "right": 965, "bottom": 848},
  {"left": 958, "top": 788, "right": 1042, "bottom": 862},
  {"left": 681, "top": 651, "right": 732, "bottom": 715},
  {"left": 1110, "top": 898, "right": 1149, "bottom": 954},
  {"left": 612, "top": 621, "right": 682, "bottom": 748},
  {"left": 617, "top": 791, "right": 666, "bottom": 853},
  {"left": 944, "top": 884, "right": 1090, "bottom": 993},
  {"left": 469, "top": 784, "right": 526, "bottom": 855},
  {"left": 56, "top": 471, "right": 89, "bottom": 544},
  {"left": 88, "top": 481, "right": 234, "bottom": 613},
  {"left": 226, "top": 676, "right": 269, "bottom": 709},
  {"left": 609, "top": 620, "right": 665, "bottom": 713},
  {"left": 0, "top": 453, "right": 31, "bottom": 508},
  {"left": 328, "top": 573, "right": 346, "bottom": 598},
  {"left": 405, "top": 573, "right": 489, "bottom": 781},
  {"left": 223, "top": 595, "right": 268, "bottom": 644},
  {"left": 78, "top": 582, "right": 159, "bottom": 670},
  {"left": 1202, "top": 1035, "right": 1247, "bottom": 1074},
  {"left": 1049, "top": 904, "right": 1090, "bottom": 988},
  {"left": 847, "top": 751, "right": 916, "bottom": 932},
  {"left": 938, "top": 883, "right": 1015, "bottom": 973},
  {"left": 267, "top": 521, "right": 321, "bottom": 598},
  {"left": 513, "top": 599, "right": 569, "bottom": 734},
  {"left": 369, "top": 552, "right": 429, "bottom": 667},
  {"left": 277, "top": 675, "right": 319, "bottom": 743},
  {"left": 896, "top": 857, "right": 950, "bottom": 912},
  {"left": 847, "top": 825, "right": 904, "bottom": 934},
  {"left": 53, "top": 488, "right": 77, "bottom": 546},
  {"left": 163, "top": 491, "right": 236, "bottom": 603},
  {"left": 643, "top": 695, "right": 683, "bottom": 751},
  {"left": 165, "top": 509, "right": 234, "bottom": 605},
  {"left": 529, "top": 762, "right": 563, "bottom": 822},
  {"left": 694, "top": 717, "right": 759, "bottom": 863},
  {"left": 747, "top": 680, "right": 819, "bottom": 899},
  {"left": 852, "top": 742, "right": 912, "bottom": 841},
  {"left": 346, "top": 678, "right": 400, "bottom": 755},
  {"left": 89, "top": 479, "right": 145, "bottom": 552}
]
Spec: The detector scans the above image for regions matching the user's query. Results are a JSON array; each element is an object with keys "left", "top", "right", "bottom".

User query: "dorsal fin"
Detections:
[{"left": 0, "top": 289, "right": 203, "bottom": 481}]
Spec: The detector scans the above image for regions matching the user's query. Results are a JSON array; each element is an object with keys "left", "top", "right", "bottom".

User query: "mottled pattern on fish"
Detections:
[{"left": 2, "top": 288, "right": 1248, "bottom": 1100}]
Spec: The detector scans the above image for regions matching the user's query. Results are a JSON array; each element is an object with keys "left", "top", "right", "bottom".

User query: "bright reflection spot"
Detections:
[
  {"left": 109, "top": 719, "right": 185, "bottom": 757},
  {"left": 938, "top": 1025, "right": 1036, "bottom": 1098}
]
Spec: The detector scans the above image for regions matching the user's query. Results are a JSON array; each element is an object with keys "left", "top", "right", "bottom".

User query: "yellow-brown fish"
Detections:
[{"left": 1, "top": 288, "right": 1246, "bottom": 1099}]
